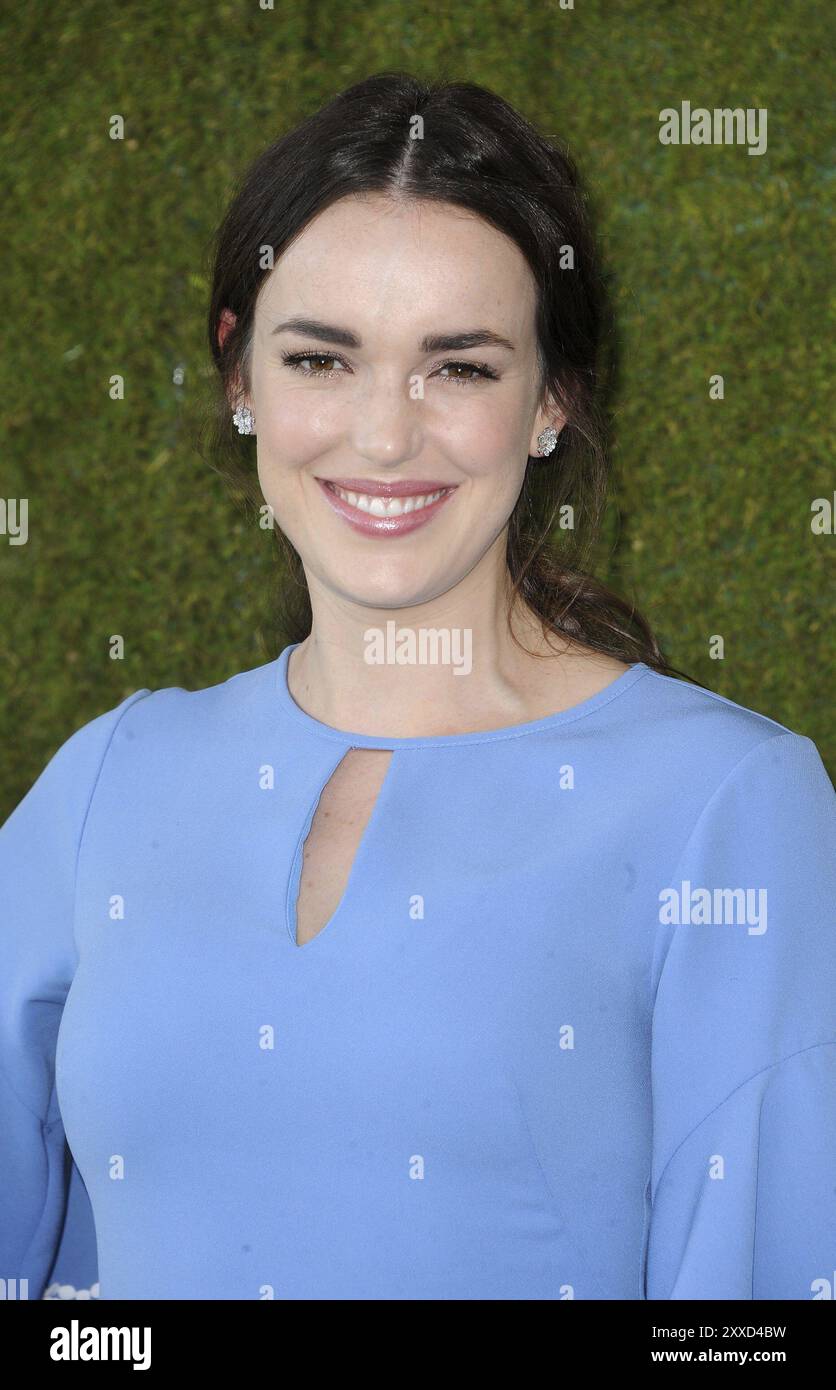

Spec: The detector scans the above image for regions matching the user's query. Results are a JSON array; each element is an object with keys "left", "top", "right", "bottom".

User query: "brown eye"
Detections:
[
  {"left": 281, "top": 351, "right": 349, "bottom": 377},
  {"left": 434, "top": 360, "right": 498, "bottom": 385}
]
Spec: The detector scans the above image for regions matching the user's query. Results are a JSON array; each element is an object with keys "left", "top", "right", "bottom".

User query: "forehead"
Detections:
[{"left": 256, "top": 194, "right": 537, "bottom": 341}]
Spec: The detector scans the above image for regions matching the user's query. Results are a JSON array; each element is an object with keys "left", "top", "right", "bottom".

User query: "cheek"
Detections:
[
  {"left": 256, "top": 389, "right": 333, "bottom": 476},
  {"left": 439, "top": 397, "right": 529, "bottom": 497}
]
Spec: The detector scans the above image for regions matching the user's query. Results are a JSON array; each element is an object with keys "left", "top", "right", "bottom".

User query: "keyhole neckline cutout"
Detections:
[
  {"left": 274, "top": 642, "right": 650, "bottom": 750},
  {"left": 286, "top": 747, "right": 395, "bottom": 950}
]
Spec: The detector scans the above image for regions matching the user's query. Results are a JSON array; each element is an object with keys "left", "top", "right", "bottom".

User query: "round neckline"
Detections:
[{"left": 273, "top": 642, "right": 650, "bottom": 749}]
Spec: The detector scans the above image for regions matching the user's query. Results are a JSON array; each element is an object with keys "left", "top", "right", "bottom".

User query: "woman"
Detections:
[{"left": 2, "top": 72, "right": 834, "bottom": 1302}]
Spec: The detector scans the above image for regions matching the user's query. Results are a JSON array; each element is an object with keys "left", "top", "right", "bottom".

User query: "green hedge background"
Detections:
[{"left": 2, "top": 0, "right": 833, "bottom": 813}]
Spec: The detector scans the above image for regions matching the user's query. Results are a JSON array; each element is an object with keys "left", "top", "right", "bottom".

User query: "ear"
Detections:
[
  {"left": 217, "top": 308, "right": 236, "bottom": 352},
  {"left": 218, "top": 309, "right": 252, "bottom": 414}
]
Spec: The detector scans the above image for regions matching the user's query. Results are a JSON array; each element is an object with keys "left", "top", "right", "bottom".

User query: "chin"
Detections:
[{"left": 324, "top": 570, "right": 453, "bottom": 615}]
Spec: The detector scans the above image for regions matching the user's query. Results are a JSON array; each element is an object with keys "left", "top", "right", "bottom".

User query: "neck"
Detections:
[{"left": 286, "top": 550, "right": 581, "bottom": 739}]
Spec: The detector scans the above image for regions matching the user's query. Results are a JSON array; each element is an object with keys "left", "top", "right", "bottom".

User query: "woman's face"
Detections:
[{"left": 244, "top": 194, "right": 561, "bottom": 611}]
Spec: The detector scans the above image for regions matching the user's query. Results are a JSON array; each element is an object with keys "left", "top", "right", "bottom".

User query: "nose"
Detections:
[{"left": 349, "top": 374, "right": 423, "bottom": 470}]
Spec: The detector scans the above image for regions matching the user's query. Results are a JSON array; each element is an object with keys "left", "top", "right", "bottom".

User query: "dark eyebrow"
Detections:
[{"left": 271, "top": 317, "right": 515, "bottom": 354}]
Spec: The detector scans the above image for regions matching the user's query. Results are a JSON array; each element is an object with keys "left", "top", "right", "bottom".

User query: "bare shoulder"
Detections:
[
  {"left": 575, "top": 651, "right": 634, "bottom": 680},
  {"left": 537, "top": 633, "right": 634, "bottom": 678},
  {"left": 515, "top": 634, "right": 637, "bottom": 719}
]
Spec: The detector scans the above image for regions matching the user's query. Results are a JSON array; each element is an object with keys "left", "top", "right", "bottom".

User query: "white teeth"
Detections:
[{"left": 330, "top": 485, "right": 449, "bottom": 517}]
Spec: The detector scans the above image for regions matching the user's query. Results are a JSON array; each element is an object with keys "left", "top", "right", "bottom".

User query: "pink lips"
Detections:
[{"left": 315, "top": 477, "right": 458, "bottom": 537}]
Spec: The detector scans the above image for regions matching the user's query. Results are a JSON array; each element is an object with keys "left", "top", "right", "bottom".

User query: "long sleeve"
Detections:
[
  {"left": 0, "top": 689, "right": 150, "bottom": 1300},
  {"left": 645, "top": 731, "right": 836, "bottom": 1299}
]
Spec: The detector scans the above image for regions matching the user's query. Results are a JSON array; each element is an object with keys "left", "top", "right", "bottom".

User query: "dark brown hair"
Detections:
[{"left": 203, "top": 70, "right": 696, "bottom": 682}]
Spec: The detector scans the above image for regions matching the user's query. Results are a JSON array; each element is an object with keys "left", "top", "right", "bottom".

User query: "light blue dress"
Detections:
[{"left": 1, "top": 645, "right": 834, "bottom": 1300}]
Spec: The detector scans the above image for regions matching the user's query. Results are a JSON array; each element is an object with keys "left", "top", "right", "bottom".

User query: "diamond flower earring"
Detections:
[
  {"left": 232, "top": 404, "right": 255, "bottom": 435},
  {"left": 537, "top": 426, "right": 558, "bottom": 456}
]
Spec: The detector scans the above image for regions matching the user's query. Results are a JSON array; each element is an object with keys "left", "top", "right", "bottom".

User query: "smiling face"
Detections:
[{"left": 242, "top": 194, "right": 562, "bottom": 612}]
